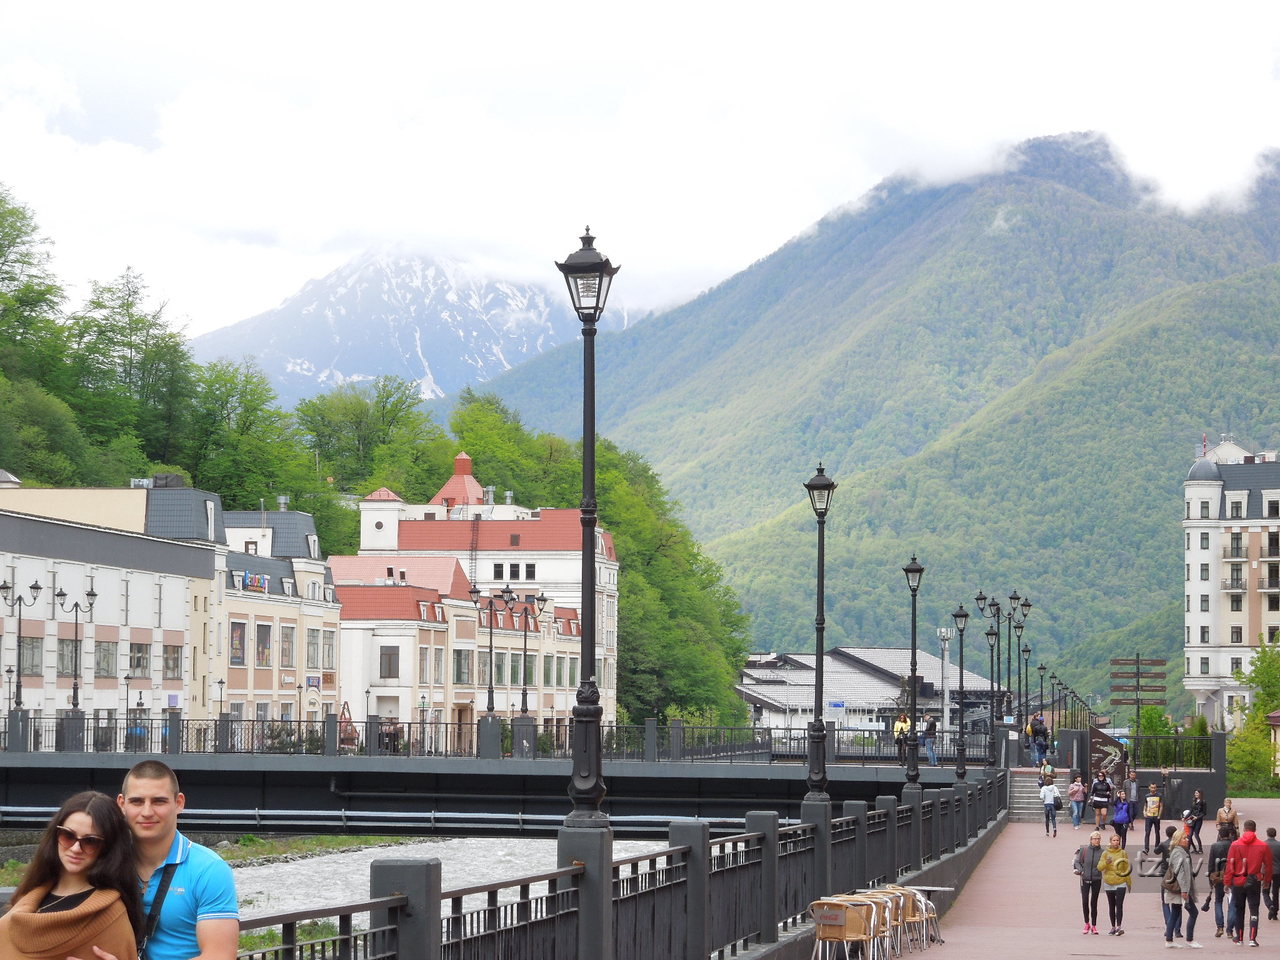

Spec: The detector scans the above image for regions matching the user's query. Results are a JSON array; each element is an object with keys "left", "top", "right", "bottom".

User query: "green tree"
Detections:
[
  {"left": 1226, "top": 633, "right": 1280, "bottom": 792},
  {"left": 0, "top": 184, "right": 66, "bottom": 390}
]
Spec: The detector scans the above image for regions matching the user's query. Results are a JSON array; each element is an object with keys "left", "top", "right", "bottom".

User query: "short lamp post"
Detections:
[
  {"left": 985, "top": 626, "right": 998, "bottom": 764},
  {"left": 1037, "top": 663, "right": 1046, "bottom": 718},
  {"left": 54, "top": 587, "right": 97, "bottom": 711},
  {"left": 512, "top": 591, "right": 548, "bottom": 760},
  {"left": 951, "top": 604, "right": 969, "bottom": 780},
  {"left": 557, "top": 227, "right": 619, "bottom": 829},
  {"left": 903, "top": 555, "right": 924, "bottom": 788},
  {"left": 216, "top": 678, "right": 225, "bottom": 715},
  {"left": 803, "top": 464, "right": 836, "bottom": 802},
  {"left": 0, "top": 579, "right": 42, "bottom": 711},
  {"left": 470, "top": 584, "right": 516, "bottom": 715},
  {"left": 4, "top": 666, "right": 11, "bottom": 710}
]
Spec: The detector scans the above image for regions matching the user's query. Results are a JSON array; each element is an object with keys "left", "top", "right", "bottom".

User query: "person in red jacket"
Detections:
[{"left": 1224, "top": 818, "right": 1274, "bottom": 946}]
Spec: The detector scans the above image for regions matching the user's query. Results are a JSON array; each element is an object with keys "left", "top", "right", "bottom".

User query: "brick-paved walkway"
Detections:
[{"left": 936, "top": 797, "right": 1280, "bottom": 958}]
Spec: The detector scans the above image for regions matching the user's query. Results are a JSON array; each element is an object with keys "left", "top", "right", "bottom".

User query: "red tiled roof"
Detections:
[
  {"left": 430, "top": 451, "right": 486, "bottom": 507},
  {"left": 328, "top": 556, "right": 471, "bottom": 598},
  {"left": 396, "top": 508, "right": 617, "bottom": 561},
  {"left": 363, "top": 487, "right": 404, "bottom": 502},
  {"left": 337, "top": 584, "right": 445, "bottom": 622}
]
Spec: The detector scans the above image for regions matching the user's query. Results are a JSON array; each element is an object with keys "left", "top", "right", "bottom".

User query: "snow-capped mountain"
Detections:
[{"left": 188, "top": 251, "right": 629, "bottom": 404}]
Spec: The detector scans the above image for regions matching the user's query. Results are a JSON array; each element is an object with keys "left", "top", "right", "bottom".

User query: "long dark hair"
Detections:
[{"left": 11, "top": 790, "right": 143, "bottom": 936}]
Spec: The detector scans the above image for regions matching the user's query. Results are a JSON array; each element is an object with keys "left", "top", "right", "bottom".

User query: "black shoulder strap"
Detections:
[{"left": 139, "top": 863, "right": 179, "bottom": 957}]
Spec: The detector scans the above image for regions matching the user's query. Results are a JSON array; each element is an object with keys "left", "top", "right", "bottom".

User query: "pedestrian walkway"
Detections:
[{"left": 936, "top": 797, "right": 1280, "bottom": 958}]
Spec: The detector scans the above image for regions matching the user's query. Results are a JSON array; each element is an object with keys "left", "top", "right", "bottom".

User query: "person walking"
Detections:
[
  {"left": 1144, "top": 781, "right": 1165, "bottom": 853},
  {"left": 1040, "top": 775, "right": 1060, "bottom": 838},
  {"left": 1217, "top": 797, "right": 1240, "bottom": 840},
  {"left": 1188, "top": 789, "right": 1207, "bottom": 853},
  {"left": 1164, "top": 829, "right": 1200, "bottom": 948},
  {"left": 1099, "top": 833, "right": 1133, "bottom": 935},
  {"left": 893, "top": 712, "right": 909, "bottom": 766},
  {"left": 1111, "top": 792, "right": 1132, "bottom": 849},
  {"left": 1225, "top": 817, "right": 1273, "bottom": 946},
  {"left": 1089, "top": 771, "right": 1112, "bottom": 831},
  {"left": 1074, "top": 830, "right": 1105, "bottom": 934},
  {"left": 1264, "top": 826, "right": 1280, "bottom": 921},
  {"left": 1067, "top": 775, "right": 1088, "bottom": 830},
  {"left": 1030, "top": 712, "right": 1049, "bottom": 765},
  {"left": 922, "top": 714, "right": 938, "bottom": 766},
  {"left": 0, "top": 791, "right": 141, "bottom": 960},
  {"left": 1207, "top": 824, "right": 1235, "bottom": 940}
]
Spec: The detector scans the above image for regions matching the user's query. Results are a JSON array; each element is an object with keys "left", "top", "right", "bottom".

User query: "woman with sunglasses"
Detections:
[{"left": 0, "top": 791, "right": 141, "bottom": 960}]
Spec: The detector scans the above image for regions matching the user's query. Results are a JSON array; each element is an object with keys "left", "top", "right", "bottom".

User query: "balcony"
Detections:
[
  {"left": 1223, "top": 546, "right": 1249, "bottom": 559},
  {"left": 1222, "top": 578, "right": 1248, "bottom": 592},
  {"left": 1259, "top": 578, "right": 1280, "bottom": 593},
  {"left": 1261, "top": 547, "right": 1280, "bottom": 560}
]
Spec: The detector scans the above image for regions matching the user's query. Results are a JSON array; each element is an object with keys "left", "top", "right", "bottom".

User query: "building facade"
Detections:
[{"left": 1183, "top": 437, "right": 1280, "bottom": 728}]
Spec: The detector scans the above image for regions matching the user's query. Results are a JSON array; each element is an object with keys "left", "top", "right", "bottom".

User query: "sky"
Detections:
[{"left": 5, "top": 2, "right": 1280, "bottom": 337}]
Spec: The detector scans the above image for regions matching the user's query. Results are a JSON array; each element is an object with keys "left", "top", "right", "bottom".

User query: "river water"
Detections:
[{"left": 233, "top": 837, "right": 668, "bottom": 922}]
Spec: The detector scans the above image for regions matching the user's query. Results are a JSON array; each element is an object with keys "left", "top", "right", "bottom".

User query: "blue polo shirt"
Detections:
[{"left": 140, "top": 831, "right": 238, "bottom": 960}]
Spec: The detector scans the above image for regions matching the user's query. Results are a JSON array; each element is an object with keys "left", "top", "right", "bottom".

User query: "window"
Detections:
[
  {"left": 568, "top": 657, "right": 578, "bottom": 688},
  {"left": 280, "top": 626, "right": 295, "bottom": 668},
  {"left": 493, "top": 563, "right": 504, "bottom": 579},
  {"left": 1185, "top": 501, "right": 1191, "bottom": 519},
  {"left": 419, "top": 646, "right": 430, "bottom": 684},
  {"left": 509, "top": 653, "right": 521, "bottom": 687},
  {"left": 1201, "top": 595, "right": 1210, "bottom": 611},
  {"left": 256, "top": 702, "right": 270, "bottom": 721},
  {"left": 1200, "top": 658, "right": 1210, "bottom": 675},
  {"left": 1186, "top": 532, "right": 1191, "bottom": 550},
  {"left": 1231, "top": 501, "right": 1243, "bottom": 519},
  {"left": 543, "top": 654, "right": 554, "bottom": 686},
  {"left": 379, "top": 645, "right": 399, "bottom": 679},
  {"left": 129, "top": 642, "right": 150, "bottom": 675},
  {"left": 434, "top": 648, "right": 445, "bottom": 685},
  {"left": 1271, "top": 500, "right": 1280, "bottom": 519},
  {"left": 1185, "top": 564, "right": 1190, "bottom": 582},
  {"left": 245, "top": 541, "right": 258, "bottom": 555},
  {"left": 1199, "top": 564, "right": 1209, "bottom": 581},
  {"left": 306, "top": 534, "right": 319, "bottom": 559},
  {"left": 1201, "top": 532, "right": 1210, "bottom": 550},
  {"left": 1232, "top": 563, "right": 1243, "bottom": 586},
  {"left": 453, "top": 650, "right": 472, "bottom": 684},
  {"left": 1185, "top": 657, "right": 1190, "bottom": 675},
  {"left": 478, "top": 651, "right": 490, "bottom": 686},
  {"left": 255, "top": 623, "right": 272, "bottom": 667},
  {"left": 510, "top": 563, "right": 520, "bottom": 581},
  {"left": 1201, "top": 501, "right": 1210, "bottom": 519},
  {"left": 525, "top": 563, "right": 536, "bottom": 580},
  {"left": 306, "top": 628, "right": 320, "bottom": 669},
  {"left": 1232, "top": 595, "right": 1243, "bottom": 611},
  {"left": 1231, "top": 657, "right": 1243, "bottom": 673},
  {"left": 1271, "top": 595, "right": 1280, "bottom": 613},
  {"left": 163, "top": 645, "right": 182, "bottom": 680},
  {"left": 94, "top": 641, "right": 117, "bottom": 678},
  {"left": 1231, "top": 626, "right": 1243, "bottom": 644},
  {"left": 57, "top": 639, "right": 77, "bottom": 677},
  {"left": 1201, "top": 626, "right": 1210, "bottom": 643},
  {"left": 1230, "top": 532, "right": 1243, "bottom": 556},
  {"left": 496, "top": 652, "right": 507, "bottom": 685},
  {"left": 322, "top": 630, "right": 335, "bottom": 670},
  {"left": 230, "top": 622, "right": 246, "bottom": 666},
  {"left": 555, "top": 656, "right": 565, "bottom": 687},
  {"left": 1270, "top": 626, "right": 1280, "bottom": 644}
]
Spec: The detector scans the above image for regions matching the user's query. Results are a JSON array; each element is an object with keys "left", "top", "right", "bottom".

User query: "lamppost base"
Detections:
[
  {"left": 512, "top": 714, "right": 537, "bottom": 759},
  {"left": 477, "top": 714, "right": 502, "bottom": 759}
]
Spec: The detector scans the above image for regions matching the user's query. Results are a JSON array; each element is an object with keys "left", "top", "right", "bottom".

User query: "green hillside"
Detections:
[{"left": 479, "top": 133, "right": 1280, "bottom": 694}]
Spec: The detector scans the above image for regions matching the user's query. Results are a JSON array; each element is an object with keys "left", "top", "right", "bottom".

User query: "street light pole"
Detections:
[
  {"left": 1037, "top": 663, "right": 1046, "bottom": 717},
  {"left": 1020, "top": 641, "right": 1030, "bottom": 746},
  {"left": 557, "top": 228, "right": 619, "bottom": 828},
  {"left": 985, "top": 626, "right": 997, "bottom": 764},
  {"left": 0, "top": 579, "right": 43, "bottom": 710},
  {"left": 216, "top": 678, "right": 225, "bottom": 714},
  {"left": 470, "top": 584, "right": 516, "bottom": 715},
  {"left": 903, "top": 556, "right": 924, "bottom": 788},
  {"left": 804, "top": 465, "right": 836, "bottom": 801},
  {"left": 55, "top": 587, "right": 97, "bottom": 711},
  {"left": 519, "top": 592, "right": 549, "bottom": 715},
  {"left": 952, "top": 604, "right": 969, "bottom": 780}
]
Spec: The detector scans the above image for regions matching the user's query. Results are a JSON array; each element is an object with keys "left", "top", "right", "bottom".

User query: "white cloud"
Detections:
[{"left": 4, "top": 1, "right": 1280, "bottom": 334}]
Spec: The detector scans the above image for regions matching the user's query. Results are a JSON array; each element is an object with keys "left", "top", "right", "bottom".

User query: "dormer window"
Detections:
[
  {"left": 1231, "top": 501, "right": 1243, "bottom": 519},
  {"left": 245, "top": 541, "right": 258, "bottom": 555},
  {"left": 307, "top": 534, "right": 320, "bottom": 559}
]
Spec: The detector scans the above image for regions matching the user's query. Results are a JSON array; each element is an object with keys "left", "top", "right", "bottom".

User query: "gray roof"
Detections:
[
  {"left": 226, "top": 552, "right": 303, "bottom": 596},
  {"left": 145, "top": 487, "right": 225, "bottom": 543},
  {"left": 224, "top": 510, "right": 320, "bottom": 559},
  {"left": 1187, "top": 458, "right": 1222, "bottom": 482},
  {"left": 1215, "top": 461, "right": 1280, "bottom": 518}
]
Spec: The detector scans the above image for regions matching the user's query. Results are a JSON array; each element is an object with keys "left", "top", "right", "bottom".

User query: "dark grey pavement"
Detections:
[{"left": 936, "top": 797, "right": 1280, "bottom": 958}]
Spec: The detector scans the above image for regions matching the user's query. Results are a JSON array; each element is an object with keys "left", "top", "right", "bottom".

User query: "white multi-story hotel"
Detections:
[{"left": 1183, "top": 437, "right": 1280, "bottom": 728}]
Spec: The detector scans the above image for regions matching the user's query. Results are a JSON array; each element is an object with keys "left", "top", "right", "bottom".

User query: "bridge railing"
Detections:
[{"left": 235, "top": 778, "right": 1009, "bottom": 960}]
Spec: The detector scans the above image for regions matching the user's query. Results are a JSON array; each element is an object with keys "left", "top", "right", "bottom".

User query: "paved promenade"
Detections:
[{"left": 937, "top": 797, "right": 1280, "bottom": 958}]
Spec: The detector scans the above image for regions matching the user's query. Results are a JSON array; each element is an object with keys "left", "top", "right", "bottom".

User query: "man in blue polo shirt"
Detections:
[{"left": 117, "top": 759, "right": 239, "bottom": 960}]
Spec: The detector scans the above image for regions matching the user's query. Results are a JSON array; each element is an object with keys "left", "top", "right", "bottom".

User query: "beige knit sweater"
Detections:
[{"left": 0, "top": 885, "right": 137, "bottom": 960}]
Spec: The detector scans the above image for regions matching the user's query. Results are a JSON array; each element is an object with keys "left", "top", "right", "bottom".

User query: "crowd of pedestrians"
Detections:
[{"left": 1065, "top": 769, "right": 1279, "bottom": 949}]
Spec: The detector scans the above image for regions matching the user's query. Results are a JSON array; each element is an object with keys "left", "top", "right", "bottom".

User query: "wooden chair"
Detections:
[{"left": 810, "top": 898, "right": 882, "bottom": 960}]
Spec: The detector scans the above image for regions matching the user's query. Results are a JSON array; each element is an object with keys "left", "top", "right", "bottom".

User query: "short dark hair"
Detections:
[
  {"left": 122, "top": 759, "right": 180, "bottom": 796},
  {"left": 1244, "top": 819, "right": 1257, "bottom": 832},
  {"left": 1267, "top": 827, "right": 1277, "bottom": 838}
]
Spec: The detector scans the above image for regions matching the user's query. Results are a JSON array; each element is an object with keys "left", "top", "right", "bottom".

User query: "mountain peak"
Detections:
[{"left": 1002, "top": 132, "right": 1148, "bottom": 207}]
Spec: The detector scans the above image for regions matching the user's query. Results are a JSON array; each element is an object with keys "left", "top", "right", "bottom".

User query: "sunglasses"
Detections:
[{"left": 55, "top": 825, "right": 105, "bottom": 854}]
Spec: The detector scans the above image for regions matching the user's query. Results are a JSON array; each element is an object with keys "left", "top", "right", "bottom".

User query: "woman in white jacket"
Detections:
[{"left": 1040, "top": 775, "right": 1061, "bottom": 837}]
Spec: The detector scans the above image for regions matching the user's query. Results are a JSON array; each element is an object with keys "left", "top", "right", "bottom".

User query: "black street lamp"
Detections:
[
  {"left": 4, "top": 666, "right": 11, "bottom": 709},
  {"left": 985, "top": 625, "right": 998, "bottom": 764},
  {"left": 216, "top": 678, "right": 225, "bottom": 714},
  {"left": 0, "top": 579, "right": 42, "bottom": 710},
  {"left": 903, "top": 556, "right": 924, "bottom": 787},
  {"left": 517, "top": 592, "right": 549, "bottom": 715},
  {"left": 1037, "top": 663, "right": 1046, "bottom": 717},
  {"left": 1020, "top": 641, "right": 1031, "bottom": 744},
  {"left": 54, "top": 587, "right": 97, "bottom": 711},
  {"left": 470, "top": 584, "right": 516, "bottom": 715},
  {"left": 557, "top": 228, "right": 619, "bottom": 829},
  {"left": 951, "top": 604, "right": 969, "bottom": 780},
  {"left": 804, "top": 464, "right": 837, "bottom": 801},
  {"left": 975, "top": 590, "right": 1032, "bottom": 731}
]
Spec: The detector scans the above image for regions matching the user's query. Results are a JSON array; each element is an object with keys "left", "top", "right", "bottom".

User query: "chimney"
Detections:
[
  {"left": 277, "top": 495, "right": 290, "bottom": 511},
  {"left": 505, "top": 490, "right": 514, "bottom": 505},
  {"left": 485, "top": 485, "right": 495, "bottom": 505}
]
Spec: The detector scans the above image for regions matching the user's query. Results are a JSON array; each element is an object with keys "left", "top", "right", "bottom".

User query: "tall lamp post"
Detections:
[
  {"left": 557, "top": 228, "right": 619, "bottom": 828},
  {"left": 1020, "top": 641, "right": 1031, "bottom": 743},
  {"left": 975, "top": 590, "right": 1032, "bottom": 731},
  {"left": 216, "top": 678, "right": 225, "bottom": 714},
  {"left": 951, "top": 604, "right": 969, "bottom": 780},
  {"left": 903, "top": 556, "right": 924, "bottom": 788},
  {"left": 54, "top": 587, "right": 97, "bottom": 710},
  {"left": 470, "top": 583, "right": 516, "bottom": 714},
  {"left": 803, "top": 464, "right": 836, "bottom": 801},
  {"left": 517, "top": 592, "right": 549, "bottom": 715},
  {"left": 1037, "top": 663, "right": 1046, "bottom": 718},
  {"left": 985, "top": 625, "right": 998, "bottom": 764},
  {"left": 0, "top": 579, "right": 42, "bottom": 710}
]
